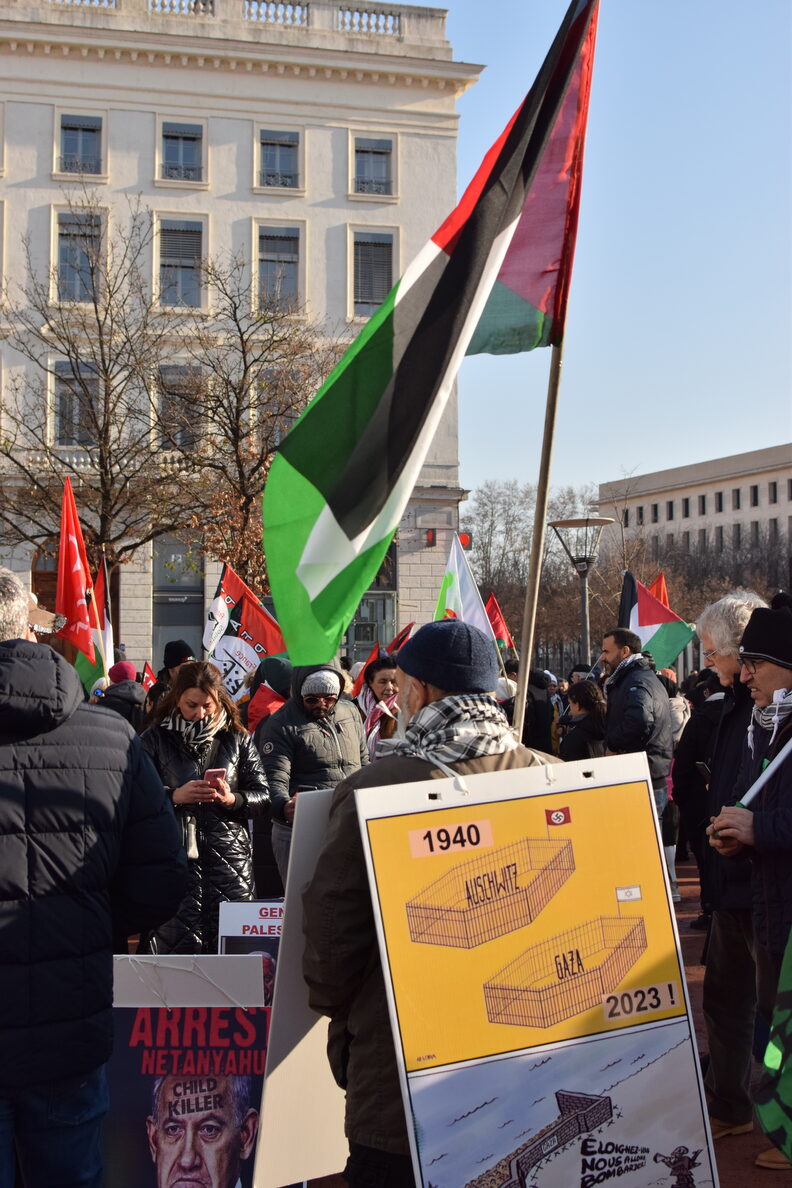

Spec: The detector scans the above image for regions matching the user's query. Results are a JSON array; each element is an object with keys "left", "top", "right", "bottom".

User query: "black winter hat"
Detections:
[
  {"left": 739, "top": 606, "right": 792, "bottom": 670},
  {"left": 396, "top": 619, "right": 498, "bottom": 693},
  {"left": 163, "top": 638, "right": 196, "bottom": 669}
]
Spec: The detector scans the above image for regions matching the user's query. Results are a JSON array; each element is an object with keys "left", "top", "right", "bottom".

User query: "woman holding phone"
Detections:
[{"left": 140, "top": 660, "right": 270, "bottom": 953}]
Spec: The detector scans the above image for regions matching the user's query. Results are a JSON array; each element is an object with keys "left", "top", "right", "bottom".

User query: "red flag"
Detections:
[
  {"left": 55, "top": 478, "right": 95, "bottom": 663},
  {"left": 387, "top": 622, "right": 415, "bottom": 653},
  {"left": 351, "top": 642, "right": 380, "bottom": 699},
  {"left": 141, "top": 661, "right": 157, "bottom": 692},
  {"left": 246, "top": 684, "right": 287, "bottom": 734},
  {"left": 647, "top": 572, "right": 670, "bottom": 609},
  {"left": 545, "top": 806, "right": 571, "bottom": 826},
  {"left": 485, "top": 594, "right": 515, "bottom": 650}
]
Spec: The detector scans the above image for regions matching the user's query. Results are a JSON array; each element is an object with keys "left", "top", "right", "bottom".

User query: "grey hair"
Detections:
[
  {"left": 0, "top": 567, "right": 29, "bottom": 643},
  {"left": 697, "top": 589, "right": 768, "bottom": 655},
  {"left": 150, "top": 1074, "right": 253, "bottom": 1128}
]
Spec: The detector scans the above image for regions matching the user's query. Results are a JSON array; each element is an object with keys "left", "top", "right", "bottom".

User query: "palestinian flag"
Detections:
[
  {"left": 618, "top": 571, "right": 695, "bottom": 671},
  {"left": 74, "top": 555, "right": 115, "bottom": 693},
  {"left": 263, "top": 0, "right": 599, "bottom": 663},
  {"left": 485, "top": 593, "right": 515, "bottom": 650},
  {"left": 435, "top": 535, "right": 497, "bottom": 646},
  {"left": 203, "top": 563, "right": 286, "bottom": 702}
]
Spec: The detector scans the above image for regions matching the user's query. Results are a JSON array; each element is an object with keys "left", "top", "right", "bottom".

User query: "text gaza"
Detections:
[{"left": 129, "top": 1008, "right": 260, "bottom": 1050}]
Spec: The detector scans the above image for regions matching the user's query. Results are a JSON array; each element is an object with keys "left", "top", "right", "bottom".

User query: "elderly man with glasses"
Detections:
[
  {"left": 708, "top": 594, "right": 792, "bottom": 1171},
  {"left": 255, "top": 663, "right": 368, "bottom": 883}
]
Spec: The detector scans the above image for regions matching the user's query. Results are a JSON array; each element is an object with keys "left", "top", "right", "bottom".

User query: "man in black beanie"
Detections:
[
  {"left": 709, "top": 596, "right": 792, "bottom": 1171},
  {"left": 145, "top": 638, "right": 197, "bottom": 721},
  {"left": 303, "top": 620, "right": 557, "bottom": 1188}
]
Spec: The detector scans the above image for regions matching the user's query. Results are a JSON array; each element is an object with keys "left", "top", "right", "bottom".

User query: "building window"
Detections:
[
  {"left": 622, "top": 508, "right": 629, "bottom": 528},
  {"left": 258, "top": 226, "right": 299, "bottom": 309},
  {"left": 732, "top": 488, "right": 741, "bottom": 510},
  {"left": 788, "top": 479, "right": 792, "bottom": 501},
  {"left": 159, "top": 219, "right": 202, "bottom": 307},
  {"left": 354, "top": 137, "right": 392, "bottom": 196},
  {"left": 666, "top": 532, "right": 674, "bottom": 550},
  {"left": 161, "top": 122, "right": 203, "bottom": 182},
  {"left": 652, "top": 535, "right": 659, "bottom": 560},
  {"left": 651, "top": 503, "right": 659, "bottom": 524},
  {"left": 666, "top": 500, "right": 674, "bottom": 521},
  {"left": 750, "top": 484, "right": 759, "bottom": 508},
  {"left": 769, "top": 481, "right": 778, "bottom": 504},
  {"left": 715, "top": 491, "right": 724, "bottom": 513},
  {"left": 259, "top": 130, "right": 299, "bottom": 188},
  {"left": 750, "top": 520, "right": 760, "bottom": 547},
  {"left": 698, "top": 494, "right": 707, "bottom": 515},
  {"left": 682, "top": 530, "right": 690, "bottom": 552},
  {"left": 54, "top": 362, "right": 98, "bottom": 447},
  {"left": 733, "top": 522, "right": 741, "bottom": 549},
  {"left": 715, "top": 525, "right": 724, "bottom": 552},
  {"left": 158, "top": 365, "right": 200, "bottom": 449},
  {"left": 57, "top": 212, "right": 100, "bottom": 302},
  {"left": 770, "top": 518, "right": 779, "bottom": 541},
  {"left": 698, "top": 527, "right": 707, "bottom": 550},
  {"left": 353, "top": 231, "right": 392, "bottom": 316},
  {"left": 682, "top": 497, "right": 690, "bottom": 518},
  {"left": 637, "top": 505, "right": 644, "bottom": 526},
  {"left": 60, "top": 114, "right": 102, "bottom": 174}
]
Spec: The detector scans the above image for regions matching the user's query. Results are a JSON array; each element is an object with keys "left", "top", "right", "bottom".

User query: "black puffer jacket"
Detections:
[
  {"left": 704, "top": 678, "right": 754, "bottom": 911},
  {"left": 604, "top": 656, "right": 673, "bottom": 785},
  {"left": 0, "top": 641, "right": 187, "bottom": 1088},
  {"left": 254, "top": 664, "right": 368, "bottom": 824},
  {"left": 140, "top": 724, "right": 270, "bottom": 952},
  {"left": 559, "top": 711, "right": 606, "bottom": 761}
]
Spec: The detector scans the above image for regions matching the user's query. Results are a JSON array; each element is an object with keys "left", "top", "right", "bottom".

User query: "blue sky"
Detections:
[{"left": 443, "top": 0, "right": 792, "bottom": 498}]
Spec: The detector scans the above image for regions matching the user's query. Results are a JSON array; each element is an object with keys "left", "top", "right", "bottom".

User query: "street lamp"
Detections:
[{"left": 549, "top": 513, "right": 615, "bottom": 666}]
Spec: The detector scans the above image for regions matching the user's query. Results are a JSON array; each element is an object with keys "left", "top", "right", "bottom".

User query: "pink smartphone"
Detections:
[{"left": 204, "top": 768, "right": 227, "bottom": 785}]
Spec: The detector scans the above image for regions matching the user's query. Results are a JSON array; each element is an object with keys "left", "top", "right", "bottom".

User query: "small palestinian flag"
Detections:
[
  {"left": 618, "top": 572, "right": 695, "bottom": 671},
  {"left": 263, "top": 0, "right": 599, "bottom": 663},
  {"left": 74, "top": 554, "right": 114, "bottom": 693},
  {"left": 756, "top": 929, "right": 792, "bottom": 1162},
  {"left": 435, "top": 535, "right": 497, "bottom": 645}
]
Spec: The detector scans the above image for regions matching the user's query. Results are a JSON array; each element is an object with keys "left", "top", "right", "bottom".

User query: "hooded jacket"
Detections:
[
  {"left": 254, "top": 664, "right": 368, "bottom": 823},
  {"left": 0, "top": 640, "right": 187, "bottom": 1087},
  {"left": 102, "top": 677, "right": 147, "bottom": 732},
  {"left": 604, "top": 656, "right": 673, "bottom": 785}
]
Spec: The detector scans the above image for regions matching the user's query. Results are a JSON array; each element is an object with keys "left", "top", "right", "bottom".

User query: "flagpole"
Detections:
[
  {"left": 90, "top": 548, "right": 108, "bottom": 676},
  {"left": 513, "top": 342, "right": 564, "bottom": 737}
]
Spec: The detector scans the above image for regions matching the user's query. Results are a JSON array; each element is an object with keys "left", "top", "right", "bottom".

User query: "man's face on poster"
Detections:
[{"left": 147, "top": 1074, "right": 258, "bottom": 1188}]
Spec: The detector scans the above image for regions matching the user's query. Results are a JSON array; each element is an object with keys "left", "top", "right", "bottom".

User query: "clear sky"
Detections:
[{"left": 443, "top": 0, "right": 792, "bottom": 500}]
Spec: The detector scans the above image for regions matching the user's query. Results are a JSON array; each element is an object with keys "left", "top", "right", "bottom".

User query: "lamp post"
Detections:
[{"left": 549, "top": 514, "right": 615, "bottom": 666}]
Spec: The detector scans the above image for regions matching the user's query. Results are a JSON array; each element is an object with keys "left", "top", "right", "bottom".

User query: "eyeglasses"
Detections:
[
  {"left": 303, "top": 694, "right": 338, "bottom": 705},
  {"left": 738, "top": 657, "right": 765, "bottom": 675},
  {"left": 702, "top": 648, "right": 721, "bottom": 661}
]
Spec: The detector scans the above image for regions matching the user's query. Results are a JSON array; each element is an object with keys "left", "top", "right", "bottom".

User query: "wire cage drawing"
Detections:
[
  {"left": 406, "top": 837, "right": 575, "bottom": 949},
  {"left": 484, "top": 915, "right": 647, "bottom": 1028}
]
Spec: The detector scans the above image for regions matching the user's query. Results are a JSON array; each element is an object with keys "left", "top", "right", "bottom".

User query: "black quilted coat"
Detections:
[
  {"left": 0, "top": 640, "right": 187, "bottom": 1088},
  {"left": 140, "top": 724, "right": 269, "bottom": 952}
]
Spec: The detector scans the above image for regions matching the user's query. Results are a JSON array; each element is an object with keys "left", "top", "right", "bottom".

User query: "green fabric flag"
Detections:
[{"left": 756, "top": 932, "right": 792, "bottom": 1161}]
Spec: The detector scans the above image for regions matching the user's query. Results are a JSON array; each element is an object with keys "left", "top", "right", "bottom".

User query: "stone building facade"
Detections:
[{"left": 0, "top": 0, "right": 478, "bottom": 667}]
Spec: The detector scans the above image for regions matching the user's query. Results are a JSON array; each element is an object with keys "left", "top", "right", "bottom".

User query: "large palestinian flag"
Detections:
[
  {"left": 618, "top": 572, "right": 696, "bottom": 671},
  {"left": 262, "top": 0, "right": 599, "bottom": 663}
]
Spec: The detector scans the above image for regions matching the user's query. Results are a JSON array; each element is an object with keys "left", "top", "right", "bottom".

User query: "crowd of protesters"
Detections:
[{"left": 2, "top": 561, "right": 792, "bottom": 1184}]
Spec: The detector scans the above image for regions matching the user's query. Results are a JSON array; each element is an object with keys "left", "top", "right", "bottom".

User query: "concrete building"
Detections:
[
  {"left": 0, "top": 0, "right": 479, "bottom": 667},
  {"left": 597, "top": 444, "right": 792, "bottom": 586}
]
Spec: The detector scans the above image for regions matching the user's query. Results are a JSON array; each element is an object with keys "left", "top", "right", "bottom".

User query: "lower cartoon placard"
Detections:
[{"left": 356, "top": 755, "right": 718, "bottom": 1188}]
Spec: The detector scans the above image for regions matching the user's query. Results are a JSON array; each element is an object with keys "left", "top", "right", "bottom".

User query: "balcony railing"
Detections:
[
  {"left": 354, "top": 176, "right": 392, "bottom": 195},
  {"left": 59, "top": 155, "right": 102, "bottom": 174},
  {"left": 161, "top": 163, "right": 204, "bottom": 182},
  {"left": 259, "top": 170, "right": 298, "bottom": 187}
]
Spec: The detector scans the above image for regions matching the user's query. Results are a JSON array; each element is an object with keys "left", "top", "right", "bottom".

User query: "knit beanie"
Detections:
[
  {"left": 163, "top": 639, "right": 196, "bottom": 668},
  {"left": 301, "top": 670, "right": 341, "bottom": 697},
  {"left": 396, "top": 620, "right": 498, "bottom": 693},
  {"left": 108, "top": 660, "right": 137, "bottom": 683},
  {"left": 739, "top": 606, "right": 792, "bottom": 670}
]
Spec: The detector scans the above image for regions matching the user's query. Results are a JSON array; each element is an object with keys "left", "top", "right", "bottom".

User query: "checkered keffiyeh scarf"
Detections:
[
  {"left": 384, "top": 694, "right": 518, "bottom": 767},
  {"left": 162, "top": 708, "right": 227, "bottom": 754}
]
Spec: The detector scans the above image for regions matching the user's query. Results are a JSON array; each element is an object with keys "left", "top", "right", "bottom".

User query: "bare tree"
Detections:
[{"left": 0, "top": 191, "right": 341, "bottom": 591}]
